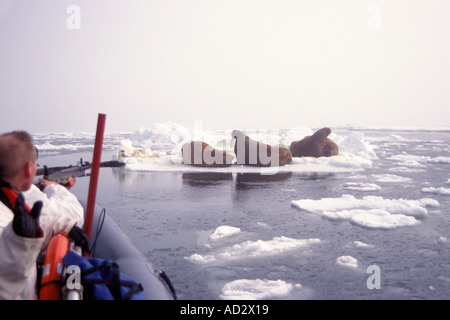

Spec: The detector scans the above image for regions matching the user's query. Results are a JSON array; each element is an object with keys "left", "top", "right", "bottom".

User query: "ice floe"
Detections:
[
  {"left": 343, "top": 182, "right": 381, "bottom": 192},
  {"left": 372, "top": 174, "right": 413, "bottom": 183},
  {"left": 291, "top": 195, "right": 439, "bottom": 229},
  {"left": 387, "top": 153, "right": 450, "bottom": 165},
  {"left": 116, "top": 122, "right": 378, "bottom": 174},
  {"left": 437, "top": 236, "right": 448, "bottom": 245},
  {"left": 219, "top": 279, "right": 302, "bottom": 300},
  {"left": 345, "top": 241, "right": 375, "bottom": 249},
  {"left": 185, "top": 236, "right": 321, "bottom": 265},
  {"left": 208, "top": 226, "right": 241, "bottom": 242},
  {"left": 336, "top": 256, "right": 359, "bottom": 269},
  {"left": 421, "top": 187, "right": 450, "bottom": 196}
]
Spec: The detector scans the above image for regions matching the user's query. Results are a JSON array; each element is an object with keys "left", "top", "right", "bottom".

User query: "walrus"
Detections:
[
  {"left": 181, "top": 141, "right": 233, "bottom": 167},
  {"left": 231, "top": 130, "right": 292, "bottom": 167},
  {"left": 289, "top": 127, "right": 339, "bottom": 158}
]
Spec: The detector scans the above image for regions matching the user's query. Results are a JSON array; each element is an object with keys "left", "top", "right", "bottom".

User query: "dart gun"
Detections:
[{"left": 35, "top": 158, "right": 124, "bottom": 189}]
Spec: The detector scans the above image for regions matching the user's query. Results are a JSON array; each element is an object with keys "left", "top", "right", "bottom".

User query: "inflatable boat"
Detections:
[{"left": 86, "top": 201, "right": 177, "bottom": 300}]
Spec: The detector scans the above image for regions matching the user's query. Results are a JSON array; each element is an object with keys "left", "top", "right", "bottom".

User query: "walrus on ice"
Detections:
[
  {"left": 232, "top": 130, "right": 292, "bottom": 167},
  {"left": 289, "top": 127, "right": 339, "bottom": 158},
  {"left": 181, "top": 141, "right": 233, "bottom": 167}
]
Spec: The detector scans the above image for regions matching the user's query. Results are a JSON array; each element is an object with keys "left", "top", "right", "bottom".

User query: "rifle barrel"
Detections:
[{"left": 36, "top": 160, "right": 124, "bottom": 176}]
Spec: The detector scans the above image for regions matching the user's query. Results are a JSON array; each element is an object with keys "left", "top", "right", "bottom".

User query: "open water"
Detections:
[{"left": 33, "top": 126, "right": 450, "bottom": 300}]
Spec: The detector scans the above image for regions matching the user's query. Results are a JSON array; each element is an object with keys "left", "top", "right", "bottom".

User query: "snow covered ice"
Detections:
[
  {"left": 208, "top": 226, "right": 241, "bottom": 242},
  {"left": 219, "top": 279, "right": 303, "bottom": 300},
  {"left": 335, "top": 256, "right": 359, "bottom": 269},
  {"left": 421, "top": 187, "right": 450, "bottom": 196},
  {"left": 185, "top": 236, "right": 321, "bottom": 265},
  {"left": 291, "top": 194, "right": 439, "bottom": 229},
  {"left": 115, "top": 122, "right": 378, "bottom": 174}
]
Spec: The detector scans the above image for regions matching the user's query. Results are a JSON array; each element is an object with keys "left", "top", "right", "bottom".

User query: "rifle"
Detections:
[{"left": 35, "top": 158, "right": 124, "bottom": 189}]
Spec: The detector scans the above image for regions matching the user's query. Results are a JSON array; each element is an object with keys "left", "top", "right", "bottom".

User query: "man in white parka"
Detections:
[{"left": 0, "top": 131, "right": 87, "bottom": 300}]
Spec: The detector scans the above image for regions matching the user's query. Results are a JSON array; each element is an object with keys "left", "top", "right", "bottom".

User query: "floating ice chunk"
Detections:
[
  {"left": 389, "top": 159, "right": 426, "bottom": 169},
  {"left": 348, "top": 174, "right": 367, "bottom": 180},
  {"left": 388, "top": 154, "right": 450, "bottom": 165},
  {"left": 186, "top": 253, "right": 216, "bottom": 264},
  {"left": 387, "top": 153, "right": 431, "bottom": 163},
  {"left": 343, "top": 182, "right": 381, "bottom": 192},
  {"left": 322, "top": 208, "right": 419, "bottom": 229},
  {"left": 256, "top": 222, "right": 270, "bottom": 228},
  {"left": 185, "top": 237, "right": 321, "bottom": 264},
  {"left": 437, "top": 236, "right": 448, "bottom": 245},
  {"left": 428, "top": 157, "right": 450, "bottom": 164},
  {"left": 292, "top": 194, "right": 357, "bottom": 213},
  {"left": 220, "top": 279, "right": 299, "bottom": 300},
  {"left": 336, "top": 256, "right": 358, "bottom": 269},
  {"left": 372, "top": 174, "right": 413, "bottom": 183},
  {"left": 388, "top": 166, "right": 425, "bottom": 173},
  {"left": 418, "top": 198, "right": 440, "bottom": 207},
  {"left": 292, "top": 194, "right": 436, "bottom": 229},
  {"left": 209, "top": 226, "right": 241, "bottom": 242},
  {"left": 292, "top": 194, "right": 430, "bottom": 218},
  {"left": 349, "top": 209, "right": 420, "bottom": 229},
  {"left": 321, "top": 209, "right": 361, "bottom": 221},
  {"left": 346, "top": 241, "right": 375, "bottom": 249},
  {"left": 420, "top": 187, "right": 450, "bottom": 196}
]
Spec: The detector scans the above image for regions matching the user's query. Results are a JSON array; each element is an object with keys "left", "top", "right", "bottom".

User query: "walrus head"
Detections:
[{"left": 315, "top": 127, "right": 331, "bottom": 139}]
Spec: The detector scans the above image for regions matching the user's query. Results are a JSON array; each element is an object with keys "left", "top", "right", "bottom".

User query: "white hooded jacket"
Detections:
[{"left": 0, "top": 184, "right": 84, "bottom": 300}]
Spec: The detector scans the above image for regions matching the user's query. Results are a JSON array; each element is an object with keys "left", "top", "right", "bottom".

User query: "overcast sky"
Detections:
[{"left": 1, "top": 0, "right": 449, "bottom": 133}]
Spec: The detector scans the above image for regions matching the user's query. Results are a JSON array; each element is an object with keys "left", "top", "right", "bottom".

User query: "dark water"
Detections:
[{"left": 38, "top": 130, "right": 450, "bottom": 299}]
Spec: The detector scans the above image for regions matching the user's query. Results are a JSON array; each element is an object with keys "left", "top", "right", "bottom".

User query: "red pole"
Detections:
[{"left": 83, "top": 113, "right": 106, "bottom": 249}]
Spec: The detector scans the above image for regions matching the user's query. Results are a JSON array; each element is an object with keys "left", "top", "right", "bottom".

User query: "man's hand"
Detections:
[
  {"left": 68, "top": 225, "right": 90, "bottom": 254},
  {"left": 39, "top": 177, "right": 76, "bottom": 190},
  {"left": 13, "top": 194, "right": 43, "bottom": 238}
]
